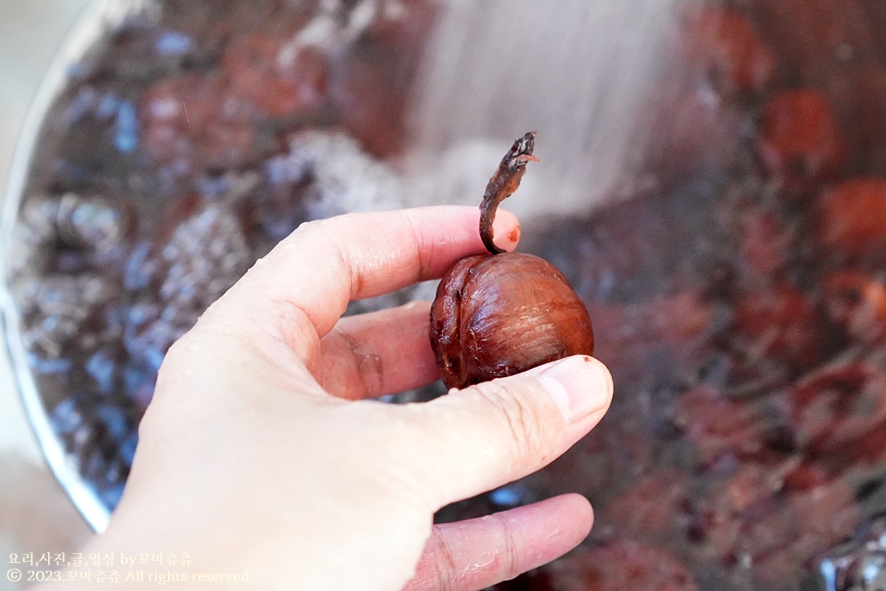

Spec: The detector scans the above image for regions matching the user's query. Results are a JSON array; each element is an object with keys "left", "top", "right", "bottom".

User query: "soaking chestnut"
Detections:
[{"left": 429, "top": 132, "right": 595, "bottom": 389}]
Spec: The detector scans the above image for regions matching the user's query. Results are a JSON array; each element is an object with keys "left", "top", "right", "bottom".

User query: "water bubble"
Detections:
[
  {"left": 86, "top": 350, "right": 116, "bottom": 394},
  {"left": 866, "top": 514, "right": 886, "bottom": 548},
  {"left": 124, "top": 242, "right": 156, "bottom": 290},
  {"left": 819, "top": 539, "right": 886, "bottom": 591},
  {"left": 155, "top": 30, "right": 194, "bottom": 55},
  {"left": 854, "top": 551, "right": 886, "bottom": 591},
  {"left": 49, "top": 398, "right": 83, "bottom": 435},
  {"left": 96, "top": 405, "right": 129, "bottom": 441},
  {"left": 96, "top": 92, "right": 120, "bottom": 120},
  {"left": 27, "top": 351, "right": 73, "bottom": 375},
  {"left": 115, "top": 101, "right": 139, "bottom": 153}
]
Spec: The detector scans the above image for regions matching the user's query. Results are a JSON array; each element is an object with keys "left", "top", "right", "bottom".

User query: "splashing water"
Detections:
[{"left": 407, "top": 0, "right": 698, "bottom": 219}]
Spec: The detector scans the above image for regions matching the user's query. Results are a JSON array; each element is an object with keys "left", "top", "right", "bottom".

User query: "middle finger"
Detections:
[{"left": 315, "top": 301, "right": 440, "bottom": 399}]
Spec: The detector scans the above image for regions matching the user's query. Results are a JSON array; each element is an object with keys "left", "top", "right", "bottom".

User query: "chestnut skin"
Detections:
[{"left": 430, "top": 251, "right": 595, "bottom": 389}]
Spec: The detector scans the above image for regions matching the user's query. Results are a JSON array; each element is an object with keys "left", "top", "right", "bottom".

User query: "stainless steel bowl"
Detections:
[
  {"left": 0, "top": 0, "right": 678, "bottom": 535},
  {"left": 7, "top": 1, "right": 886, "bottom": 589},
  {"left": 1, "top": 0, "right": 154, "bottom": 534}
]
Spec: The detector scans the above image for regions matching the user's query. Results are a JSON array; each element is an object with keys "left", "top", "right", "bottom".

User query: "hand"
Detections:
[{"left": 53, "top": 206, "right": 613, "bottom": 590}]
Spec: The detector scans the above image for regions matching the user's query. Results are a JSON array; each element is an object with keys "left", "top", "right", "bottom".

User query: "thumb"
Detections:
[{"left": 399, "top": 355, "right": 613, "bottom": 509}]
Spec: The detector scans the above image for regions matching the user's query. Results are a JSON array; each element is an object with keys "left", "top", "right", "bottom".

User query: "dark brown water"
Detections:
[{"left": 9, "top": 1, "right": 886, "bottom": 590}]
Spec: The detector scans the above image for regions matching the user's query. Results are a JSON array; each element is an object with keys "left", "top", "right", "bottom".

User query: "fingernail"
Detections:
[
  {"left": 528, "top": 356, "right": 613, "bottom": 420},
  {"left": 491, "top": 211, "right": 520, "bottom": 251}
]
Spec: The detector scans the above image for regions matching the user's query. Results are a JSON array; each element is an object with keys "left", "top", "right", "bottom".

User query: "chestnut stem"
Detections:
[{"left": 479, "top": 131, "right": 539, "bottom": 254}]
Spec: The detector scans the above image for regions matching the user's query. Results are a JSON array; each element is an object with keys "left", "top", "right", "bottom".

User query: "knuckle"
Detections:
[
  {"left": 492, "top": 514, "right": 522, "bottom": 579},
  {"left": 428, "top": 530, "right": 460, "bottom": 591},
  {"left": 336, "top": 328, "right": 384, "bottom": 398}
]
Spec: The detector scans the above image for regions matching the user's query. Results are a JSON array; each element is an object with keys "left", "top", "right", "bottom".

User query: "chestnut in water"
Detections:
[{"left": 429, "top": 132, "right": 595, "bottom": 389}]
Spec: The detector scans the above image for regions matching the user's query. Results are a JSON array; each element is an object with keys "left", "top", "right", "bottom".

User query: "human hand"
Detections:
[{"left": 58, "top": 206, "right": 613, "bottom": 590}]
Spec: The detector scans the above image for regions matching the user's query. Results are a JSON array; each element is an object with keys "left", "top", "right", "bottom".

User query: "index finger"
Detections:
[{"left": 206, "top": 205, "right": 521, "bottom": 359}]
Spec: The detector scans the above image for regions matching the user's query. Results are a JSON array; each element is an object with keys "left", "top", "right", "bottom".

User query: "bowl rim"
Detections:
[{"left": 1, "top": 0, "right": 153, "bottom": 533}]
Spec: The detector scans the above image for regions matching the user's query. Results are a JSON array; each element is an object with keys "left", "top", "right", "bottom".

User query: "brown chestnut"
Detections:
[{"left": 429, "top": 132, "right": 594, "bottom": 389}]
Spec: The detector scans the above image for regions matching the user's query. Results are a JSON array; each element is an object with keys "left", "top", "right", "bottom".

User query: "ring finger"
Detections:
[{"left": 404, "top": 494, "right": 594, "bottom": 591}]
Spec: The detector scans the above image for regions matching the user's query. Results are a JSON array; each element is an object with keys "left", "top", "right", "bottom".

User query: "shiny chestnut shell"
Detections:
[{"left": 430, "top": 251, "right": 595, "bottom": 389}]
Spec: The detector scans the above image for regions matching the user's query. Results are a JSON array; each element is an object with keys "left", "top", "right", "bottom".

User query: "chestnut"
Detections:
[
  {"left": 681, "top": 7, "right": 776, "bottom": 95},
  {"left": 757, "top": 89, "right": 846, "bottom": 194},
  {"left": 429, "top": 132, "right": 594, "bottom": 389}
]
